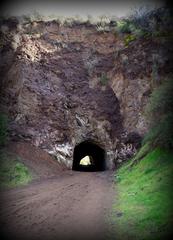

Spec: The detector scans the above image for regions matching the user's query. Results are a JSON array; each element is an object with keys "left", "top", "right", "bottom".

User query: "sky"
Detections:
[{"left": 1, "top": 0, "right": 164, "bottom": 18}]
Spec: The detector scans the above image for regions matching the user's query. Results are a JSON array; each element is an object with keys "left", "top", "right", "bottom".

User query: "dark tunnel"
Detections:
[{"left": 72, "top": 141, "right": 106, "bottom": 171}]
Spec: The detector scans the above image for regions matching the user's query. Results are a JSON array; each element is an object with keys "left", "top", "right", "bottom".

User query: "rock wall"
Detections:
[{"left": 0, "top": 19, "right": 171, "bottom": 168}]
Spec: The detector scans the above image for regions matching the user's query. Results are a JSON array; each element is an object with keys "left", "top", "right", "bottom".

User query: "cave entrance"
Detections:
[{"left": 72, "top": 141, "right": 105, "bottom": 171}]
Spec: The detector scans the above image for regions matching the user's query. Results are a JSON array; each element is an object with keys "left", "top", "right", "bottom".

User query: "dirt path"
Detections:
[{"left": 0, "top": 171, "right": 115, "bottom": 240}]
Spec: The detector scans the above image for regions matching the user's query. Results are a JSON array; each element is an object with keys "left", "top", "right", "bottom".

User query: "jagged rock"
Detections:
[{"left": 0, "top": 19, "right": 170, "bottom": 169}]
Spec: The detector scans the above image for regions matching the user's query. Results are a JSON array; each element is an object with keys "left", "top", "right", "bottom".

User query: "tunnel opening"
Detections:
[{"left": 72, "top": 141, "right": 106, "bottom": 171}]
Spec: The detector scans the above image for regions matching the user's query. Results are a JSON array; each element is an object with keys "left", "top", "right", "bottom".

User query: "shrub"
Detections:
[
  {"left": 117, "top": 20, "right": 135, "bottom": 34},
  {"left": 130, "top": 6, "right": 173, "bottom": 37},
  {"left": 124, "top": 34, "right": 136, "bottom": 46},
  {"left": 116, "top": 11, "right": 150, "bottom": 36},
  {"left": 115, "top": 6, "right": 172, "bottom": 44},
  {"left": 100, "top": 73, "right": 109, "bottom": 85},
  {"left": 130, "top": 5, "right": 152, "bottom": 30},
  {"left": 143, "top": 77, "right": 173, "bottom": 149},
  {"left": 0, "top": 151, "right": 32, "bottom": 188},
  {"left": 0, "top": 114, "right": 8, "bottom": 146}
]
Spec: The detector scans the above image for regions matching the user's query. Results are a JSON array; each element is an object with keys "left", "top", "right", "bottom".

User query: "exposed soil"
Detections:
[
  {"left": 7, "top": 142, "right": 67, "bottom": 179},
  {"left": 0, "top": 170, "right": 115, "bottom": 240}
]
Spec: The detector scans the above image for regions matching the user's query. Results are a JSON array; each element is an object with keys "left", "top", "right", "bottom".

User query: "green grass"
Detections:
[
  {"left": 112, "top": 146, "right": 173, "bottom": 240},
  {"left": 0, "top": 150, "right": 32, "bottom": 189}
]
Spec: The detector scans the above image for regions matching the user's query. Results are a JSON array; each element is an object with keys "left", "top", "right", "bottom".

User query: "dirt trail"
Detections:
[{"left": 0, "top": 171, "right": 115, "bottom": 240}]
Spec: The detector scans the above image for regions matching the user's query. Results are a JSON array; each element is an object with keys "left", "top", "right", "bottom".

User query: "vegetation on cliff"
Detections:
[
  {"left": 0, "top": 3, "right": 172, "bottom": 235},
  {"left": 0, "top": 150, "right": 32, "bottom": 189},
  {"left": 144, "top": 78, "right": 173, "bottom": 149},
  {"left": 0, "top": 114, "right": 32, "bottom": 188},
  {"left": 112, "top": 147, "right": 173, "bottom": 240},
  {"left": 111, "top": 4, "right": 173, "bottom": 237},
  {"left": 112, "top": 74, "right": 173, "bottom": 239},
  {"left": 116, "top": 6, "right": 173, "bottom": 46}
]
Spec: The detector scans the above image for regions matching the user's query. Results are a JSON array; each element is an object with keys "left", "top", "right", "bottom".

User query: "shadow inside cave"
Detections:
[{"left": 72, "top": 141, "right": 105, "bottom": 171}]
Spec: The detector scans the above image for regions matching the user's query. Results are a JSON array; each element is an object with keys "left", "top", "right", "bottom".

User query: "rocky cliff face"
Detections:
[{"left": 0, "top": 19, "right": 171, "bottom": 168}]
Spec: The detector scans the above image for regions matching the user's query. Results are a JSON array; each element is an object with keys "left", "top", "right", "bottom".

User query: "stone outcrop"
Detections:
[{"left": 0, "top": 19, "right": 171, "bottom": 169}]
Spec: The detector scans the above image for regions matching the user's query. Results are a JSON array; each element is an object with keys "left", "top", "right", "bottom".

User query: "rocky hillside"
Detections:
[{"left": 0, "top": 15, "right": 171, "bottom": 169}]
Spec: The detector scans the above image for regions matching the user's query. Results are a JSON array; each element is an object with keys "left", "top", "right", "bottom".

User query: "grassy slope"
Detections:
[
  {"left": 112, "top": 146, "right": 173, "bottom": 240},
  {"left": 0, "top": 150, "right": 32, "bottom": 189}
]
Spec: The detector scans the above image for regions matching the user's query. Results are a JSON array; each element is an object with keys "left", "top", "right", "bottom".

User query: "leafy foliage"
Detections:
[
  {"left": 116, "top": 6, "right": 173, "bottom": 44},
  {"left": 117, "top": 20, "right": 135, "bottom": 34},
  {"left": 0, "top": 114, "right": 8, "bottom": 146},
  {"left": 143, "top": 78, "right": 173, "bottom": 149},
  {"left": 130, "top": 6, "right": 173, "bottom": 35},
  {"left": 124, "top": 34, "right": 136, "bottom": 46}
]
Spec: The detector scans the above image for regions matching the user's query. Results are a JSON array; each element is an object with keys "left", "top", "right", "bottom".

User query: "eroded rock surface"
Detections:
[{"left": 0, "top": 19, "right": 171, "bottom": 168}]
